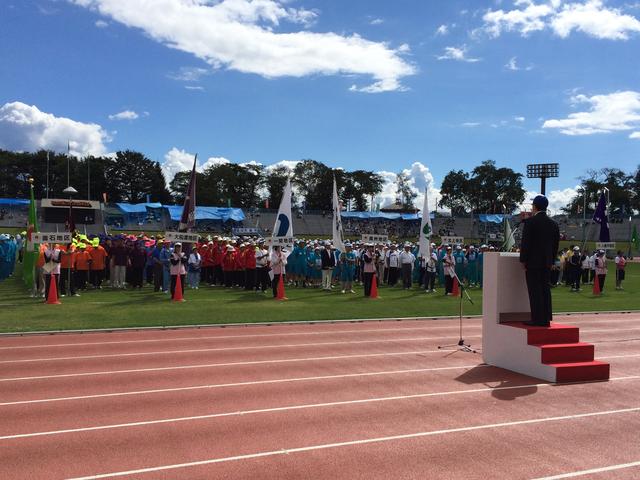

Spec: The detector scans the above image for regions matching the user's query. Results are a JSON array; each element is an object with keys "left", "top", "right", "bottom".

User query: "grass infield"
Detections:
[{"left": 0, "top": 262, "right": 638, "bottom": 334}]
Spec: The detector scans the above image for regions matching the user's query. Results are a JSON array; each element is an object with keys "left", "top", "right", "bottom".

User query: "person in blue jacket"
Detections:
[
  {"left": 466, "top": 245, "right": 479, "bottom": 287},
  {"left": 339, "top": 243, "right": 356, "bottom": 293},
  {"left": 453, "top": 245, "right": 467, "bottom": 284}
]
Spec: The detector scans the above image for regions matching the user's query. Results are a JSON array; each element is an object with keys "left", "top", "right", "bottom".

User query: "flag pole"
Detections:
[{"left": 46, "top": 151, "right": 50, "bottom": 199}]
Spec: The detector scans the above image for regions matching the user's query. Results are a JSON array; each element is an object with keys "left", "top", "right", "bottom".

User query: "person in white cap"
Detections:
[
  {"left": 320, "top": 242, "right": 335, "bottom": 291},
  {"left": 43, "top": 243, "right": 62, "bottom": 302},
  {"left": 443, "top": 246, "right": 455, "bottom": 295},
  {"left": 422, "top": 244, "right": 438, "bottom": 293},
  {"left": 270, "top": 245, "right": 287, "bottom": 297},
  {"left": 339, "top": 243, "right": 356, "bottom": 293},
  {"left": 169, "top": 243, "right": 187, "bottom": 299},
  {"left": 386, "top": 244, "right": 400, "bottom": 286},
  {"left": 361, "top": 243, "right": 376, "bottom": 296},
  {"left": 595, "top": 249, "right": 607, "bottom": 292},
  {"left": 400, "top": 243, "right": 416, "bottom": 290},
  {"left": 569, "top": 246, "right": 582, "bottom": 292}
]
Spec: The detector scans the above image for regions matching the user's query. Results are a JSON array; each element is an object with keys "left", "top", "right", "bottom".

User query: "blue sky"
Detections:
[{"left": 1, "top": 0, "right": 639, "bottom": 211}]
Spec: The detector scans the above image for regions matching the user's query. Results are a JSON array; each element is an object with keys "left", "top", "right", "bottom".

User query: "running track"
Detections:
[{"left": 1, "top": 313, "right": 639, "bottom": 479}]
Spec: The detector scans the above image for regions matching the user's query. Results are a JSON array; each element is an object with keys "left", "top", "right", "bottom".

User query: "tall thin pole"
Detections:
[
  {"left": 46, "top": 151, "right": 50, "bottom": 199},
  {"left": 87, "top": 157, "right": 91, "bottom": 200},
  {"left": 66, "top": 141, "right": 71, "bottom": 188},
  {"left": 582, "top": 188, "right": 587, "bottom": 245}
]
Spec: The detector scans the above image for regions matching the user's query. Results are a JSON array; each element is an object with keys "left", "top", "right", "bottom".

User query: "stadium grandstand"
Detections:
[{"left": 1, "top": 197, "right": 638, "bottom": 244}]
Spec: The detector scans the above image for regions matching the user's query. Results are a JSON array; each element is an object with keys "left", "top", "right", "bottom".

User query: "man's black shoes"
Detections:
[{"left": 523, "top": 321, "right": 551, "bottom": 327}]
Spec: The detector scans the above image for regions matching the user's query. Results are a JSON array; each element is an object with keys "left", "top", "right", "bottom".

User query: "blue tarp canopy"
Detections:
[
  {"left": 341, "top": 211, "right": 434, "bottom": 221},
  {"left": 478, "top": 214, "right": 510, "bottom": 224},
  {"left": 0, "top": 198, "right": 29, "bottom": 206},
  {"left": 115, "top": 202, "right": 163, "bottom": 213},
  {"left": 165, "top": 206, "right": 245, "bottom": 223}
]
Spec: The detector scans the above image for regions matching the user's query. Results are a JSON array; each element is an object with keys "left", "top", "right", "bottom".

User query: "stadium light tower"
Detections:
[{"left": 526, "top": 163, "right": 559, "bottom": 196}]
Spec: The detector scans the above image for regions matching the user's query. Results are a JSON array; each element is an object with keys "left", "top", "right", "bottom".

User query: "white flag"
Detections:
[
  {"left": 272, "top": 178, "right": 293, "bottom": 239},
  {"left": 418, "top": 188, "right": 432, "bottom": 258},
  {"left": 503, "top": 216, "right": 515, "bottom": 251},
  {"left": 332, "top": 176, "right": 345, "bottom": 251}
]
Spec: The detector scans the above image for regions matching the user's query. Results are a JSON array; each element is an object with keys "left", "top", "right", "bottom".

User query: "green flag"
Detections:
[
  {"left": 632, "top": 224, "right": 639, "bottom": 251},
  {"left": 502, "top": 216, "right": 515, "bottom": 252},
  {"left": 22, "top": 182, "right": 39, "bottom": 290}
]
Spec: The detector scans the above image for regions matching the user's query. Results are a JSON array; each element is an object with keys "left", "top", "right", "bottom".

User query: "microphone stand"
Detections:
[{"left": 438, "top": 269, "right": 477, "bottom": 354}]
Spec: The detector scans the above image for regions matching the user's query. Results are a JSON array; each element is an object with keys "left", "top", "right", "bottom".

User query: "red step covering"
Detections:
[{"left": 501, "top": 320, "right": 610, "bottom": 383}]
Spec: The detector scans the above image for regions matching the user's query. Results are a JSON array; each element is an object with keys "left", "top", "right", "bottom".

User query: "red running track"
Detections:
[{"left": 0, "top": 313, "right": 639, "bottom": 479}]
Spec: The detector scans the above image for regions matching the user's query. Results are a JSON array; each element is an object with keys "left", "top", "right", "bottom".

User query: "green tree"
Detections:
[
  {"left": 564, "top": 168, "right": 634, "bottom": 215},
  {"left": 292, "top": 159, "right": 335, "bottom": 210},
  {"left": 105, "top": 150, "right": 171, "bottom": 203},
  {"left": 395, "top": 172, "right": 417, "bottom": 209},
  {"left": 264, "top": 165, "right": 291, "bottom": 208}
]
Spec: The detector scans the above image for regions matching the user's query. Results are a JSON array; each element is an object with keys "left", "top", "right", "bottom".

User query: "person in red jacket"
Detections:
[
  {"left": 244, "top": 242, "right": 257, "bottom": 291},
  {"left": 235, "top": 243, "right": 246, "bottom": 288},
  {"left": 200, "top": 241, "right": 213, "bottom": 286},
  {"left": 213, "top": 239, "right": 224, "bottom": 286},
  {"left": 222, "top": 245, "right": 236, "bottom": 288}
]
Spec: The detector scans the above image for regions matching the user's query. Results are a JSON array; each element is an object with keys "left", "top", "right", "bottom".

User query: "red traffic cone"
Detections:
[
  {"left": 370, "top": 273, "right": 379, "bottom": 299},
  {"left": 276, "top": 274, "right": 287, "bottom": 300},
  {"left": 46, "top": 275, "right": 61, "bottom": 305},
  {"left": 172, "top": 275, "right": 185, "bottom": 302},
  {"left": 452, "top": 277, "right": 460, "bottom": 297},
  {"left": 592, "top": 276, "right": 601, "bottom": 296}
]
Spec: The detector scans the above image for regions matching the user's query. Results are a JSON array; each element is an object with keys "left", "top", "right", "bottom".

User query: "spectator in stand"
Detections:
[
  {"left": 615, "top": 250, "right": 626, "bottom": 290},
  {"left": 74, "top": 244, "right": 91, "bottom": 291},
  {"left": 110, "top": 238, "right": 129, "bottom": 289},
  {"left": 90, "top": 240, "right": 108, "bottom": 289},
  {"left": 129, "top": 241, "right": 147, "bottom": 289},
  {"left": 169, "top": 242, "right": 187, "bottom": 299}
]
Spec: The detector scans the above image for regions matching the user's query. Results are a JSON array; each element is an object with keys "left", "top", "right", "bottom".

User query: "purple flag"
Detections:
[
  {"left": 178, "top": 154, "right": 197, "bottom": 232},
  {"left": 592, "top": 192, "right": 610, "bottom": 242}
]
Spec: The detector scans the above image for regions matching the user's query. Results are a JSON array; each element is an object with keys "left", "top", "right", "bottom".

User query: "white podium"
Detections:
[{"left": 482, "top": 252, "right": 609, "bottom": 383}]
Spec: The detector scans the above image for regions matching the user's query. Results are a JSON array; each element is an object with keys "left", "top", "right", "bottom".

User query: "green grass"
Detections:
[{"left": 0, "top": 261, "right": 638, "bottom": 333}]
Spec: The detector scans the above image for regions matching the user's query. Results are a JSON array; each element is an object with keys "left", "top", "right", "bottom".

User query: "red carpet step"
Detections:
[{"left": 500, "top": 314, "right": 610, "bottom": 383}]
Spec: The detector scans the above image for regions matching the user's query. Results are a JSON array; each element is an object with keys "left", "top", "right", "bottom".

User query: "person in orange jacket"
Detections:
[
  {"left": 244, "top": 243, "right": 257, "bottom": 291},
  {"left": 90, "top": 241, "right": 108, "bottom": 289},
  {"left": 74, "top": 244, "right": 92, "bottom": 291},
  {"left": 59, "top": 243, "right": 77, "bottom": 297}
]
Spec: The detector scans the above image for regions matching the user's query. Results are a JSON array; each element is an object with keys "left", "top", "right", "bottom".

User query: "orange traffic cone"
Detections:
[
  {"left": 172, "top": 275, "right": 185, "bottom": 302},
  {"left": 370, "top": 273, "right": 379, "bottom": 299},
  {"left": 452, "top": 277, "right": 460, "bottom": 297},
  {"left": 592, "top": 276, "right": 601, "bottom": 296},
  {"left": 46, "top": 275, "right": 61, "bottom": 305},
  {"left": 276, "top": 274, "right": 287, "bottom": 300}
]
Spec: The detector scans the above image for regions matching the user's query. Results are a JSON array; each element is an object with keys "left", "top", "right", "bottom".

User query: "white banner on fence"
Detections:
[
  {"left": 361, "top": 234, "right": 389, "bottom": 244},
  {"left": 266, "top": 237, "right": 295, "bottom": 247},
  {"left": 441, "top": 236, "right": 464, "bottom": 245},
  {"left": 164, "top": 231, "right": 200, "bottom": 243},
  {"left": 32, "top": 232, "right": 73, "bottom": 244},
  {"left": 596, "top": 242, "right": 616, "bottom": 250}
]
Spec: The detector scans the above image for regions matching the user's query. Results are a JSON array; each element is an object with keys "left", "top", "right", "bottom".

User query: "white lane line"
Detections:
[
  {"left": 2, "top": 348, "right": 638, "bottom": 385},
  {"left": 65, "top": 406, "right": 640, "bottom": 480},
  {"left": 531, "top": 460, "right": 640, "bottom": 479},
  {"left": 0, "top": 326, "right": 478, "bottom": 350},
  {"left": 0, "top": 365, "right": 483, "bottom": 406},
  {"left": 0, "top": 335, "right": 481, "bottom": 364},
  {"left": 1, "top": 318, "right": 636, "bottom": 351},
  {"left": 2, "top": 376, "right": 638, "bottom": 442},
  {"left": 3, "top": 351, "right": 638, "bottom": 406},
  {"left": 0, "top": 350, "right": 449, "bottom": 383}
]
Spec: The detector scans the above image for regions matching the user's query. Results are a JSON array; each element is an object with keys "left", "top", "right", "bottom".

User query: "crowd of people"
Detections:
[{"left": 2, "top": 231, "right": 630, "bottom": 302}]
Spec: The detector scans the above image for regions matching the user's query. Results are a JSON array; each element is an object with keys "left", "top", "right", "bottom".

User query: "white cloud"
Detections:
[
  {"left": 514, "top": 116, "right": 526, "bottom": 122},
  {"left": 552, "top": 0, "right": 640, "bottom": 39},
  {"left": 370, "top": 18, "right": 384, "bottom": 25},
  {"left": 162, "top": 147, "right": 234, "bottom": 183},
  {"left": 69, "top": 0, "right": 416, "bottom": 93},
  {"left": 521, "top": 186, "right": 580, "bottom": 214},
  {"left": 543, "top": 90, "right": 640, "bottom": 136},
  {"left": 108, "top": 110, "right": 139, "bottom": 121},
  {"left": 462, "top": 122, "right": 481, "bottom": 127},
  {"left": 168, "top": 67, "right": 211, "bottom": 82},
  {"left": 437, "top": 45, "right": 481, "bottom": 62},
  {"left": 184, "top": 85, "right": 205, "bottom": 91},
  {"left": 435, "top": 24, "right": 449, "bottom": 35},
  {"left": 483, "top": 0, "right": 640, "bottom": 40},
  {"left": 504, "top": 56, "right": 533, "bottom": 71},
  {"left": 0, "top": 101, "right": 110, "bottom": 156},
  {"left": 265, "top": 160, "right": 300, "bottom": 172},
  {"left": 630, "top": 131, "right": 640, "bottom": 139},
  {"left": 95, "top": 19, "right": 108, "bottom": 28},
  {"left": 374, "top": 162, "right": 440, "bottom": 212}
]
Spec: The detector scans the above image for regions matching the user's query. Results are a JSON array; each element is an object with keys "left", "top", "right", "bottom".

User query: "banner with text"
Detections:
[
  {"left": 164, "top": 231, "right": 200, "bottom": 243},
  {"left": 441, "top": 236, "right": 464, "bottom": 245}
]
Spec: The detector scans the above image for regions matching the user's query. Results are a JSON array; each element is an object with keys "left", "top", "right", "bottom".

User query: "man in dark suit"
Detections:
[
  {"left": 320, "top": 242, "right": 336, "bottom": 290},
  {"left": 519, "top": 195, "right": 560, "bottom": 327}
]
